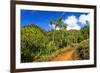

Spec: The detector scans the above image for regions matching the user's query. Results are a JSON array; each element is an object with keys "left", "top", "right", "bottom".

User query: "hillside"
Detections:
[
  {"left": 21, "top": 24, "right": 48, "bottom": 62},
  {"left": 21, "top": 24, "right": 89, "bottom": 62}
]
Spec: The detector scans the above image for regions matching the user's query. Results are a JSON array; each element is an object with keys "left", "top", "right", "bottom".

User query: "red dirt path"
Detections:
[{"left": 51, "top": 48, "right": 77, "bottom": 61}]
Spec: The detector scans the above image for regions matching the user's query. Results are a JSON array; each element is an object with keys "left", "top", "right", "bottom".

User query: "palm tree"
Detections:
[
  {"left": 57, "top": 16, "right": 63, "bottom": 30},
  {"left": 49, "top": 18, "right": 55, "bottom": 42},
  {"left": 86, "top": 20, "right": 90, "bottom": 26},
  {"left": 63, "top": 24, "right": 67, "bottom": 30},
  {"left": 50, "top": 18, "right": 53, "bottom": 30},
  {"left": 49, "top": 16, "right": 67, "bottom": 48},
  {"left": 55, "top": 16, "right": 64, "bottom": 47}
]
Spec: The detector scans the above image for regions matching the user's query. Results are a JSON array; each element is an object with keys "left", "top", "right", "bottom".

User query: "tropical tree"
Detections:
[
  {"left": 55, "top": 16, "right": 64, "bottom": 47},
  {"left": 49, "top": 18, "right": 55, "bottom": 42},
  {"left": 63, "top": 24, "right": 67, "bottom": 30},
  {"left": 50, "top": 18, "right": 53, "bottom": 30},
  {"left": 81, "top": 20, "right": 90, "bottom": 40},
  {"left": 56, "top": 16, "right": 63, "bottom": 30}
]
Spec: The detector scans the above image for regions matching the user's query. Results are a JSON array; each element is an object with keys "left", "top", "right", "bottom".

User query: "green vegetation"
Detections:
[
  {"left": 21, "top": 17, "right": 90, "bottom": 62},
  {"left": 76, "top": 39, "right": 89, "bottom": 60}
]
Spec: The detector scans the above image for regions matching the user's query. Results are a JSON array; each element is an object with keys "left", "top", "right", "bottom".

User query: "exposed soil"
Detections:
[{"left": 51, "top": 48, "right": 78, "bottom": 61}]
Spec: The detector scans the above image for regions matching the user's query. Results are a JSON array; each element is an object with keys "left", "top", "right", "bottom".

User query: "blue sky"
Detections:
[{"left": 21, "top": 10, "right": 89, "bottom": 30}]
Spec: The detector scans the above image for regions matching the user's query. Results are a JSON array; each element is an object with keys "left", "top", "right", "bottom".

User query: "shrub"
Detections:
[
  {"left": 46, "top": 41, "right": 58, "bottom": 54},
  {"left": 76, "top": 39, "right": 89, "bottom": 60},
  {"left": 21, "top": 24, "right": 48, "bottom": 62}
]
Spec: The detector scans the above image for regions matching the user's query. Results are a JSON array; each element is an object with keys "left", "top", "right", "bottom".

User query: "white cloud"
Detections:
[
  {"left": 49, "top": 25, "right": 60, "bottom": 30},
  {"left": 64, "top": 15, "right": 78, "bottom": 27},
  {"left": 63, "top": 15, "right": 81, "bottom": 30},
  {"left": 67, "top": 25, "right": 80, "bottom": 30},
  {"left": 52, "top": 24, "right": 56, "bottom": 29},
  {"left": 49, "top": 14, "right": 90, "bottom": 31},
  {"left": 49, "top": 24, "right": 56, "bottom": 30},
  {"left": 79, "top": 14, "right": 90, "bottom": 26},
  {"left": 56, "top": 27, "right": 60, "bottom": 30}
]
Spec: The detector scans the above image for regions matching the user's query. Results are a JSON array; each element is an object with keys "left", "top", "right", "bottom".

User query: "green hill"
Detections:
[
  {"left": 21, "top": 24, "right": 49, "bottom": 62},
  {"left": 21, "top": 24, "right": 89, "bottom": 62}
]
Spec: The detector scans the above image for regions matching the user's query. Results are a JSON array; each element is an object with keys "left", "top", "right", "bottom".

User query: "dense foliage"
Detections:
[
  {"left": 76, "top": 39, "right": 89, "bottom": 59},
  {"left": 21, "top": 24, "right": 49, "bottom": 62},
  {"left": 21, "top": 17, "right": 90, "bottom": 62}
]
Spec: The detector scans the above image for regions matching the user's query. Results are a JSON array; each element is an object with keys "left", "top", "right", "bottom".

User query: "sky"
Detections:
[{"left": 21, "top": 9, "right": 90, "bottom": 31}]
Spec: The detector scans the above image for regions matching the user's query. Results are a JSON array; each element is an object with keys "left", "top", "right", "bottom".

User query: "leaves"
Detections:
[
  {"left": 21, "top": 24, "right": 48, "bottom": 62},
  {"left": 76, "top": 39, "right": 89, "bottom": 59},
  {"left": 21, "top": 18, "right": 90, "bottom": 62}
]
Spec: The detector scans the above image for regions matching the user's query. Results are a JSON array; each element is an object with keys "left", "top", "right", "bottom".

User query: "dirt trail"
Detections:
[{"left": 52, "top": 48, "right": 77, "bottom": 61}]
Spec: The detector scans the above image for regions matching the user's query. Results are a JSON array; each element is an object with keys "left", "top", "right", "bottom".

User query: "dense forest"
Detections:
[{"left": 21, "top": 17, "right": 90, "bottom": 62}]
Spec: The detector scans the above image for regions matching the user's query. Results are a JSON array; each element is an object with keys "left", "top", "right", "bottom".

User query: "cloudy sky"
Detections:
[{"left": 21, "top": 10, "right": 90, "bottom": 31}]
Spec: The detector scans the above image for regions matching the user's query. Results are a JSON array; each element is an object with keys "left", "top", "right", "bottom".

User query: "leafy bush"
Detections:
[
  {"left": 21, "top": 48, "right": 33, "bottom": 62},
  {"left": 47, "top": 30, "right": 84, "bottom": 48},
  {"left": 21, "top": 24, "right": 48, "bottom": 62},
  {"left": 35, "top": 55, "right": 51, "bottom": 62},
  {"left": 46, "top": 41, "right": 58, "bottom": 54},
  {"left": 76, "top": 39, "right": 89, "bottom": 60},
  {"left": 81, "top": 25, "right": 89, "bottom": 40}
]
